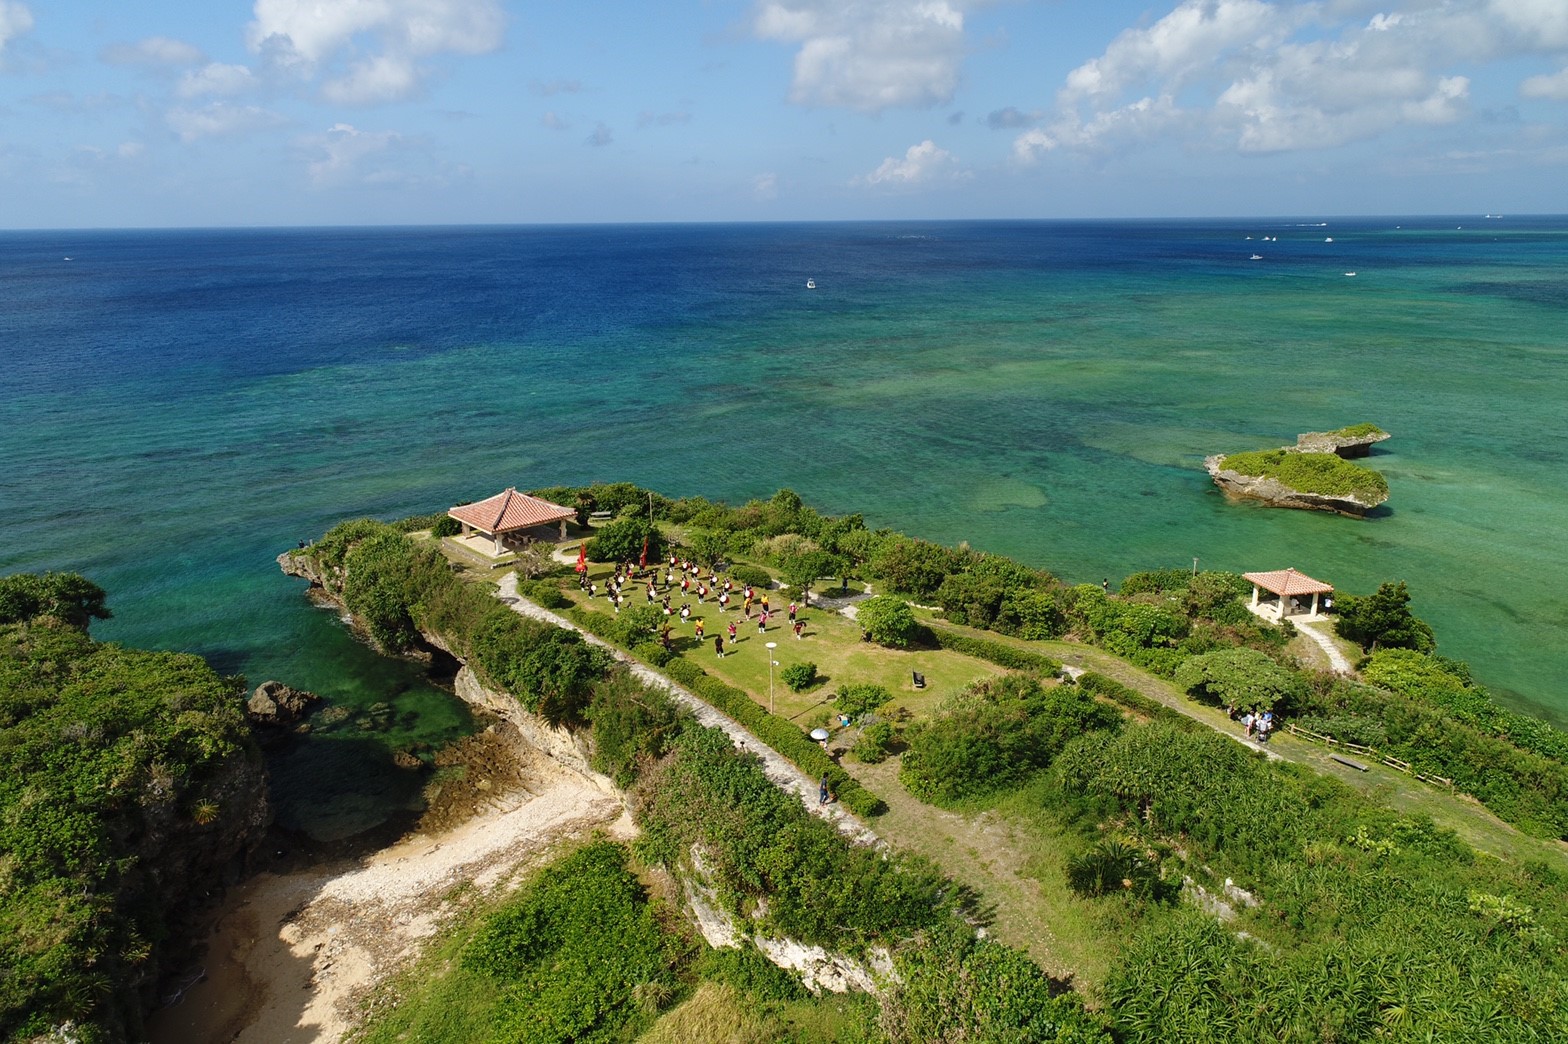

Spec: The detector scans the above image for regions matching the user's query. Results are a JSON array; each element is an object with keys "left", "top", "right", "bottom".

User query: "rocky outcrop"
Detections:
[
  {"left": 454, "top": 665, "right": 618, "bottom": 795},
  {"left": 1295, "top": 427, "right": 1391, "bottom": 458},
  {"left": 246, "top": 680, "right": 321, "bottom": 726},
  {"left": 1205, "top": 455, "right": 1386, "bottom": 516}
]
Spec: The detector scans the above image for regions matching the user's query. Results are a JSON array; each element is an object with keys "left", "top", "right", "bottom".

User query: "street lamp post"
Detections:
[{"left": 765, "top": 641, "right": 779, "bottom": 713}]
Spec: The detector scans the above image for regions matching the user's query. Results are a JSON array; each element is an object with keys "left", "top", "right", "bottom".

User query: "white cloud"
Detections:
[
  {"left": 1022, "top": 0, "right": 1559, "bottom": 158},
  {"left": 1521, "top": 66, "right": 1568, "bottom": 99},
  {"left": 753, "top": 0, "right": 971, "bottom": 112},
  {"left": 303, "top": 122, "right": 403, "bottom": 185},
  {"left": 530, "top": 79, "right": 583, "bottom": 96},
  {"left": 585, "top": 122, "right": 613, "bottom": 147},
  {"left": 177, "top": 63, "right": 256, "bottom": 99},
  {"left": 541, "top": 110, "right": 568, "bottom": 130},
  {"left": 0, "top": 2, "right": 36, "bottom": 53},
  {"left": 101, "top": 35, "right": 204, "bottom": 67},
  {"left": 637, "top": 110, "right": 691, "bottom": 128},
  {"left": 753, "top": 171, "right": 779, "bottom": 200},
  {"left": 857, "top": 139, "right": 965, "bottom": 185},
  {"left": 248, "top": 0, "right": 505, "bottom": 104},
  {"left": 166, "top": 102, "right": 285, "bottom": 142}
]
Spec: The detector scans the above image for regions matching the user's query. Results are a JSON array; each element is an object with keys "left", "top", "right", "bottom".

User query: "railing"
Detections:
[{"left": 1284, "top": 722, "right": 1454, "bottom": 788}]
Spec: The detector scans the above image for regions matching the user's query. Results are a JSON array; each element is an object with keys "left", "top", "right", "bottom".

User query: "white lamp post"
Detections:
[{"left": 765, "top": 641, "right": 779, "bottom": 713}]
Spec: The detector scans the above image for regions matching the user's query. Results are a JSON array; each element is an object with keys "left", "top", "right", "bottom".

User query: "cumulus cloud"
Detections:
[
  {"left": 1521, "top": 66, "right": 1568, "bottom": 99},
  {"left": 541, "top": 110, "right": 568, "bottom": 130},
  {"left": 177, "top": 63, "right": 256, "bottom": 99},
  {"left": 753, "top": 171, "right": 779, "bottom": 200},
  {"left": 302, "top": 122, "right": 405, "bottom": 185},
  {"left": 857, "top": 139, "right": 966, "bottom": 185},
  {"left": 986, "top": 106, "right": 1034, "bottom": 129},
  {"left": 166, "top": 102, "right": 285, "bottom": 142},
  {"left": 248, "top": 0, "right": 505, "bottom": 104},
  {"left": 753, "top": 0, "right": 971, "bottom": 112},
  {"left": 0, "top": 1, "right": 35, "bottom": 53},
  {"left": 530, "top": 78, "right": 583, "bottom": 96},
  {"left": 585, "top": 122, "right": 613, "bottom": 147},
  {"left": 1018, "top": 0, "right": 1567, "bottom": 158},
  {"left": 100, "top": 36, "right": 204, "bottom": 67}
]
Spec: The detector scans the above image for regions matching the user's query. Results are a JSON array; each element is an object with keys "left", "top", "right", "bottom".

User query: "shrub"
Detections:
[
  {"left": 852, "top": 722, "right": 896, "bottom": 764},
  {"left": 515, "top": 577, "right": 570, "bottom": 609},
  {"left": 587, "top": 671, "right": 687, "bottom": 787},
  {"left": 1065, "top": 837, "right": 1166, "bottom": 900},
  {"left": 696, "top": 945, "right": 807, "bottom": 1003},
  {"left": 901, "top": 674, "right": 1123, "bottom": 805},
  {"left": 0, "top": 571, "right": 111, "bottom": 627},
  {"left": 726, "top": 563, "right": 773, "bottom": 588},
  {"left": 430, "top": 514, "right": 462, "bottom": 537},
  {"left": 834, "top": 683, "right": 892, "bottom": 719},
  {"left": 857, "top": 595, "right": 920, "bottom": 648},
  {"left": 781, "top": 662, "right": 819, "bottom": 691},
  {"left": 631, "top": 641, "right": 674, "bottom": 668},
  {"left": 870, "top": 538, "right": 965, "bottom": 598}
]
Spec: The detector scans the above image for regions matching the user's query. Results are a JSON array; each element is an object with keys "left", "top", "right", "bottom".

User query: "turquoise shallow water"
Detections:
[{"left": 3, "top": 219, "right": 1565, "bottom": 790}]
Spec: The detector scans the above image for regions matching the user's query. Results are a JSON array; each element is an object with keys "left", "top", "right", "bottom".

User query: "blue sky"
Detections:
[{"left": 2, "top": 1, "right": 1565, "bottom": 227}]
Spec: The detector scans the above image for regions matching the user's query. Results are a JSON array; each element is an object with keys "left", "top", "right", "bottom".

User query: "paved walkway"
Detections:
[
  {"left": 1291, "top": 618, "right": 1357, "bottom": 674},
  {"left": 495, "top": 573, "right": 879, "bottom": 846}
]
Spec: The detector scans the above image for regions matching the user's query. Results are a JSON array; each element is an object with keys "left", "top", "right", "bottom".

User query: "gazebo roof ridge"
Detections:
[
  {"left": 1243, "top": 567, "right": 1334, "bottom": 596},
  {"left": 448, "top": 487, "right": 576, "bottom": 535}
]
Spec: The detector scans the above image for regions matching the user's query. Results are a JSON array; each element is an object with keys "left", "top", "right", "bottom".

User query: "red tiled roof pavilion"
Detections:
[
  {"left": 448, "top": 488, "right": 575, "bottom": 552},
  {"left": 1243, "top": 568, "right": 1333, "bottom": 621}
]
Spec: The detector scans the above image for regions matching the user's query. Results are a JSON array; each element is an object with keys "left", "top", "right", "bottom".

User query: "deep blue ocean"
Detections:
[{"left": 4, "top": 218, "right": 1566, "bottom": 836}]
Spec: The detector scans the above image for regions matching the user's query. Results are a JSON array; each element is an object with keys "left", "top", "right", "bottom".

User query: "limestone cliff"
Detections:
[{"left": 1205, "top": 454, "right": 1387, "bottom": 516}]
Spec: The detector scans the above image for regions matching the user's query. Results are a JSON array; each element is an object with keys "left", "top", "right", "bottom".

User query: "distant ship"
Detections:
[
  {"left": 806, "top": 279, "right": 816, "bottom": 289},
  {"left": 1250, "top": 254, "right": 1263, "bottom": 261},
  {"left": 1345, "top": 272, "right": 1357, "bottom": 277},
  {"left": 1325, "top": 237, "right": 1333, "bottom": 243}
]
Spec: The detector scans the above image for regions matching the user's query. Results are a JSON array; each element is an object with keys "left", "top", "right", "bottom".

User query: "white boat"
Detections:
[
  {"left": 1344, "top": 272, "right": 1357, "bottom": 277},
  {"left": 1250, "top": 254, "right": 1263, "bottom": 260},
  {"left": 1325, "top": 237, "right": 1333, "bottom": 242},
  {"left": 805, "top": 279, "right": 816, "bottom": 289}
]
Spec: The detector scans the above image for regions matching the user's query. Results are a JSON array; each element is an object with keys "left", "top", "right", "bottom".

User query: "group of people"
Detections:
[
  {"left": 580, "top": 553, "right": 809, "bottom": 656},
  {"left": 1241, "top": 708, "right": 1275, "bottom": 743}
]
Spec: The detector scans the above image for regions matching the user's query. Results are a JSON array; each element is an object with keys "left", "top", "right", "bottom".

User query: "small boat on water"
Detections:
[
  {"left": 1325, "top": 237, "right": 1333, "bottom": 243},
  {"left": 1345, "top": 272, "right": 1357, "bottom": 277},
  {"left": 1250, "top": 254, "right": 1263, "bottom": 261},
  {"left": 805, "top": 279, "right": 816, "bottom": 289}
]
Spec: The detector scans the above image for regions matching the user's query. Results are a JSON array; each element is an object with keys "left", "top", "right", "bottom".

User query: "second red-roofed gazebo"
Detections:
[
  {"left": 448, "top": 487, "right": 576, "bottom": 555},
  {"left": 1243, "top": 568, "right": 1334, "bottom": 623}
]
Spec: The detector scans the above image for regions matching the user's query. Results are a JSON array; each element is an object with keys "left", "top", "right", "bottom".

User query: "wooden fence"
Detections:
[{"left": 1284, "top": 722, "right": 1454, "bottom": 789}]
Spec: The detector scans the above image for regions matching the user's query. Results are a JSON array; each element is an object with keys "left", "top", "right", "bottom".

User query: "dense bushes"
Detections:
[
  {"left": 880, "top": 926, "right": 1110, "bottom": 1043},
  {"left": 461, "top": 841, "right": 692, "bottom": 1042},
  {"left": 1335, "top": 580, "right": 1436, "bottom": 653},
  {"left": 636, "top": 728, "right": 955, "bottom": 949},
  {"left": 1173, "top": 647, "right": 1303, "bottom": 714},
  {"left": 901, "top": 674, "right": 1122, "bottom": 806},
  {"left": 0, "top": 571, "right": 111, "bottom": 627},
  {"left": 586, "top": 516, "right": 664, "bottom": 565},
  {"left": 1, "top": 595, "right": 258, "bottom": 1043},
  {"left": 856, "top": 594, "right": 920, "bottom": 647},
  {"left": 834, "top": 683, "right": 892, "bottom": 718}
]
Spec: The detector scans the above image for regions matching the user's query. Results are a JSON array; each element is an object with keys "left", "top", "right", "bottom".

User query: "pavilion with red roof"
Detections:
[
  {"left": 1243, "top": 568, "right": 1334, "bottom": 622},
  {"left": 447, "top": 487, "right": 576, "bottom": 555}
]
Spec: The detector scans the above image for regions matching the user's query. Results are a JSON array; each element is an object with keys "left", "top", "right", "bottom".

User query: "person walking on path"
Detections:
[{"left": 818, "top": 775, "right": 830, "bottom": 805}]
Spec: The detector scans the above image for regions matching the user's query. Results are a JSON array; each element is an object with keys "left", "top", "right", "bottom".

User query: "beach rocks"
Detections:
[{"left": 247, "top": 680, "right": 322, "bottom": 726}]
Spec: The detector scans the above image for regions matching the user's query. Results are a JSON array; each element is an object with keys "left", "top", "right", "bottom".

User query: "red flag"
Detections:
[
  {"left": 575, "top": 542, "right": 587, "bottom": 574},
  {"left": 639, "top": 536, "right": 649, "bottom": 569}
]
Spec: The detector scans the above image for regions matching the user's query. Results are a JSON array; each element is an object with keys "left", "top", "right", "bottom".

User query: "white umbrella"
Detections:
[{"left": 809, "top": 727, "right": 831, "bottom": 741}]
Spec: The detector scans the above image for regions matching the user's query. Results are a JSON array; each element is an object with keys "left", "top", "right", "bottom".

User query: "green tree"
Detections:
[
  {"left": 685, "top": 529, "right": 729, "bottom": 568},
  {"left": 870, "top": 538, "right": 963, "bottom": 598},
  {"left": 0, "top": 572, "right": 111, "bottom": 628},
  {"left": 1173, "top": 647, "right": 1303, "bottom": 713},
  {"left": 779, "top": 549, "right": 837, "bottom": 605},
  {"left": 1335, "top": 580, "right": 1436, "bottom": 653},
  {"left": 586, "top": 517, "right": 664, "bottom": 565},
  {"left": 856, "top": 595, "right": 920, "bottom": 648}
]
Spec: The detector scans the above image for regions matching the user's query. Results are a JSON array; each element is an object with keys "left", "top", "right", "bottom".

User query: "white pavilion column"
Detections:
[
  {"left": 1310, "top": 592, "right": 1320, "bottom": 616},
  {"left": 1251, "top": 585, "right": 1260, "bottom": 607}
]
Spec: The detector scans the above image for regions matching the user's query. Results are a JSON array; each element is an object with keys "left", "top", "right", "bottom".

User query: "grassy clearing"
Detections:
[{"left": 637, "top": 983, "right": 879, "bottom": 1044}]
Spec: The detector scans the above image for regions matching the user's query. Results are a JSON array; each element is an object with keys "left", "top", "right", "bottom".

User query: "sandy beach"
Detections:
[{"left": 147, "top": 739, "right": 630, "bottom": 1044}]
